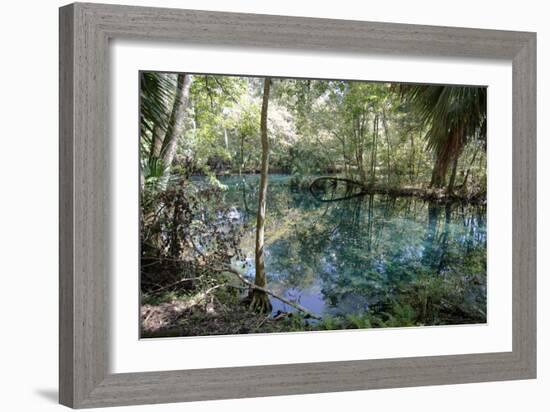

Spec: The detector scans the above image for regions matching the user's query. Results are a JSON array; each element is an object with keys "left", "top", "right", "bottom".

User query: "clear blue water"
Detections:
[{"left": 217, "top": 174, "right": 487, "bottom": 326}]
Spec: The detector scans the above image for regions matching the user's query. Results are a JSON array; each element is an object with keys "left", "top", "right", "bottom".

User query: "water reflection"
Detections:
[{"left": 219, "top": 175, "right": 487, "bottom": 326}]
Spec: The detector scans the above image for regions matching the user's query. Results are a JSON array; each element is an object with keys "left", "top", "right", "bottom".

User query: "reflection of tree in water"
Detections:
[
  {"left": 222, "top": 175, "right": 486, "bottom": 325},
  {"left": 284, "top": 194, "right": 485, "bottom": 325}
]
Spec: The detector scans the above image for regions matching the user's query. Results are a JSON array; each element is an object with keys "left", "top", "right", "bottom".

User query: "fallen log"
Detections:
[{"left": 309, "top": 176, "right": 486, "bottom": 204}]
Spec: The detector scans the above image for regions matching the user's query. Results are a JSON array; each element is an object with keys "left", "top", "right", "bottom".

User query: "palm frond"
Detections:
[
  {"left": 401, "top": 84, "right": 487, "bottom": 155},
  {"left": 140, "top": 72, "right": 178, "bottom": 144}
]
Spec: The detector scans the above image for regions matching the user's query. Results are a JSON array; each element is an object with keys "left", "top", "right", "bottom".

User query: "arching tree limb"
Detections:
[{"left": 214, "top": 265, "right": 321, "bottom": 320}]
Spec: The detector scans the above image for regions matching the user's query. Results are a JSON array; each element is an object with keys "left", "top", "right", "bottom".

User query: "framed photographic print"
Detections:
[{"left": 59, "top": 2, "right": 536, "bottom": 408}]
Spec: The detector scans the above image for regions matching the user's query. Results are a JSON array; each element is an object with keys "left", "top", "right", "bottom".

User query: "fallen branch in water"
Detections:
[
  {"left": 211, "top": 265, "right": 322, "bottom": 320},
  {"left": 309, "top": 176, "right": 486, "bottom": 204}
]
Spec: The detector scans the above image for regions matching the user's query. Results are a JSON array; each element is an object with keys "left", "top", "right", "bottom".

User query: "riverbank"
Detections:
[
  {"left": 307, "top": 176, "right": 486, "bottom": 204},
  {"left": 141, "top": 286, "right": 486, "bottom": 338},
  {"left": 189, "top": 173, "right": 486, "bottom": 204}
]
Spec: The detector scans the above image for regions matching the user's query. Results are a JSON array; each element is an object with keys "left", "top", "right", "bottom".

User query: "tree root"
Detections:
[
  {"left": 213, "top": 265, "right": 321, "bottom": 320},
  {"left": 249, "top": 289, "right": 272, "bottom": 313}
]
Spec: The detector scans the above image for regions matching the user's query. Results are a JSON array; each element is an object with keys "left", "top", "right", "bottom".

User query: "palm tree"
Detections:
[
  {"left": 402, "top": 85, "right": 486, "bottom": 190},
  {"left": 140, "top": 72, "right": 176, "bottom": 161},
  {"left": 139, "top": 72, "right": 194, "bottom": 187}
]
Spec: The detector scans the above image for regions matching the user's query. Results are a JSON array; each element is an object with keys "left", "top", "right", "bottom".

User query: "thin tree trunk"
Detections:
[
  {"left": 223, "top": 128, "right": 229, "bottom": 150},
  {"left": 159, "top": 73, "right": 193, "bottom": 184},
  {"left": 239, "top": 133, "right": 245, "bottom": 175},
  {"left": 342, "top": 138, "right": 349, "bottom": 177},
  {"left": 251, "top": 77, "right": 272, "bottom": 313},
  {"left": 461, "top": 146, "right": 480, "bottom": 188},
  {"left": 360, "top": 113, "right": 367, "bottom": 182},
  {"left": 409, "top": 131, "right": 416, "bottom": 184},
  {"left": 354, "top": 113, "right": 367, "bottom": 183},
  {"left": 382, "top": 109, "right": 392, "bottom": 184},
  {"left": 370, "top": 115, "right": 379, "bottom": 184},
  {"left": 335, "top": 134, "right": 349, "bottom": 178}
]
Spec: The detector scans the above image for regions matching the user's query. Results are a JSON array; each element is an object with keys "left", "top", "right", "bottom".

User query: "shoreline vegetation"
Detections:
[
  {"left": 190, "top": 172, "right": 486, "bottom": 203},
  {"left": 140, "top": 73, "right": 487, "bottom": 338}
]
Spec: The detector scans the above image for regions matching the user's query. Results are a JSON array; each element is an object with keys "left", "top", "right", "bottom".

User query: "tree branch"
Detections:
[{"left": 213, "top": 265, "right": 321, "bottom": 320}]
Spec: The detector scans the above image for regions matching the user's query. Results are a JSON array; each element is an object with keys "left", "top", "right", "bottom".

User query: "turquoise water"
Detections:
[{"left": 218, "top": 174, "right": 487, "bottom": 326}]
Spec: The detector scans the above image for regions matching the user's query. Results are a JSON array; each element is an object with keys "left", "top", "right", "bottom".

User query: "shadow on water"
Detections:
[{"left": 218, "top": 174, "right": 487, "bottom": 326}]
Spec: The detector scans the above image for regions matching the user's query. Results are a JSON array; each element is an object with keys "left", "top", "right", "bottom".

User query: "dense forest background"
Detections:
[
  {"left": 140, "top": 73, "right": 487, "bottom": 194},
  {"left": 139, "top": 72, "right": 487, "bottom": 337}
]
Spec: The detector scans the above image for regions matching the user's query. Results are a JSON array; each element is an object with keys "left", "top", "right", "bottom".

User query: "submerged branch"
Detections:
[
  {"left": 210, "top": 265, "right": 322, "bottom": 320},
  {"left": 309, "top": 176, "right": 485, "bottom": 203}
]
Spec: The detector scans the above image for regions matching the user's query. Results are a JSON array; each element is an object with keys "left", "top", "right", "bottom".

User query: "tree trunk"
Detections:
[
  {"left": 159, "top": 73, "right": 193, "bottom": 184},
  {"left": 430, "top": 154, "right": 450, "bottom": 188},
  {"left": 342, "top": 138, "right": 349, "bottom": 178},
  {"left": 223, "top": 128, "right": 229, "bottom": 150},
  {"left": 430, "top": 126, "right": 464, "bottom": 189},
  {"left": 447, "top": 156, "right": 459, "bottom": 194},
  {"left": 251, "top": 77, "right": 272, "bottom": 313},
  {"left": 381, "top": 109, "right": 392, "bottom": 184},
  {"left": 461, "top": 146, "right": 480, "bottom": 188},
  {"left": 354, "top": 115, "right": 367, "bottom": 184},
  {"left": 239, "top": 133, "right": 245, "bottom": 175},
  {"left": 409, "top": 131, "right": 416, "bottom": 184},
  {"left": 370, "top": 115, "right": 379, "bottom": 184}
]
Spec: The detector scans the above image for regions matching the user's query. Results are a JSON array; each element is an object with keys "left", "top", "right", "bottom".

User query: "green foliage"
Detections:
[
  {"left": 139, "top": 72, "right": 487, "bottom": 338},
  {"left": 318, "top": 315, "right": 341, "bottom": 330},
  {"left": 140, "top": 72, "right": 176, "bottom": 139},
  {"left": 401, "top": 84, "right": 487, "bottom": 188},
  {"left": 402, "top": 85, "right": 487, "bottom": 154},
  {"left": 139, "top": 72, "right": 487, "bottom": 195},
  {"left": 141, "top": 157, "right": 165, "bottom": 188}
]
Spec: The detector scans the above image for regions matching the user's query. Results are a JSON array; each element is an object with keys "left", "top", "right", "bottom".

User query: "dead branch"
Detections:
[
  {"left": 212, "top": 265, "right": 321, "bottom": 320},
  {"left": 147, "top": 275, "right": 204, "bottom": 295}
]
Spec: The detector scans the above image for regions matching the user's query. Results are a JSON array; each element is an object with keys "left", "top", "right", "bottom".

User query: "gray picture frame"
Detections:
[{"left": 59, "top": 2, "right": 536, "bottom": 408}]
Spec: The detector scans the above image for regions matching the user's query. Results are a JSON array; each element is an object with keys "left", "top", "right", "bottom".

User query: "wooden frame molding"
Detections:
[{"left": 59, "top": 2, "right": 536, "bottom": 408}]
